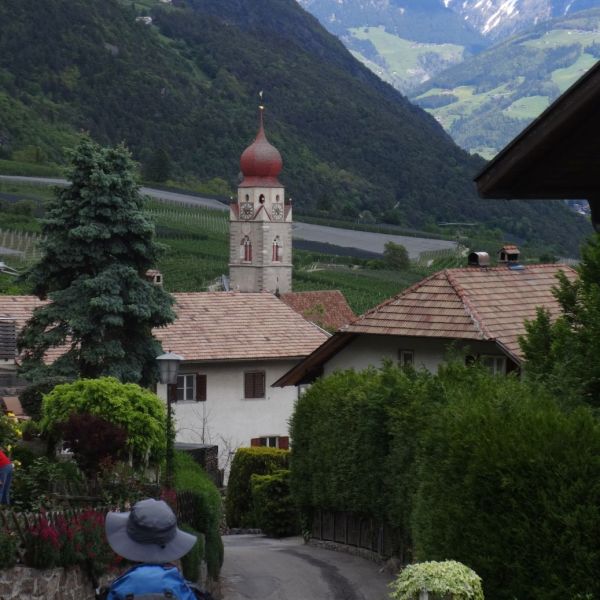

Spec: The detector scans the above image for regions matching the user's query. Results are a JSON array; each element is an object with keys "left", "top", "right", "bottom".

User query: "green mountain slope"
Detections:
[
  {"left": 0, "top": 0, "right": 591, "bottom": 256},
  {"left": 412, "top": 8, "right": 600, "bottom": 158}
]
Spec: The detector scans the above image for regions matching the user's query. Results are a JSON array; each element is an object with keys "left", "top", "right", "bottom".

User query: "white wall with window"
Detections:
[{"left": 157, "top": 358, "right": 299, "bottom": 471}]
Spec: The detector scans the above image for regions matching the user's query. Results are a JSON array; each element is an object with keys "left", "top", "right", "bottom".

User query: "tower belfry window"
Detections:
[
  {"left": 272, "top": 236, "right": 282, "bottom": 262},
  {"left": 241, "top": 236, "right": 252, "bottom": 262}
]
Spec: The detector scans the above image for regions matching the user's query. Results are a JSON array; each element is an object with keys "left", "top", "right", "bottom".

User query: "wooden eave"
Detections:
[
  {"left": 475, "top": 59, "right": 600, "bottom": 201},
  {"left": 272, "top": 332, "right": 357, "bottom": 387}
]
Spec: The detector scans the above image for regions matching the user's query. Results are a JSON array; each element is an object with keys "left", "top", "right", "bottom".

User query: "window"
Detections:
[
  {"left": 176, "top": 374, "right": 207, "bottom": 401},
  {"left": 480, "top": 355, "right": 507, "bottom": 375},
  {"left": 399, "top": 349, "right": 414, "bottom": 367},
  {"left": 251, "top": 436, "right": 289, "bottom": 449},
  {"left": 240, "top": 236, "right": 252, "bottom": 262},
  {"left": 272, "top": 236, "right": 282, "bottom": 262},
  {"left": 244, "top": 371, "right": 266, "bottom": 399}
]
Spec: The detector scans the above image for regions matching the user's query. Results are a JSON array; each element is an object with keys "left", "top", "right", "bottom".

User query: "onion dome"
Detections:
[{"left": 239, "top": 109, "right": 283, "bottom": 188}]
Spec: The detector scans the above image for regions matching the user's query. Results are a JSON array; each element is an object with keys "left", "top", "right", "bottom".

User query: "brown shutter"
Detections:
[
  {"left": 250, "top": 438, "right": 260, "bottom": 447},
  {"left": 278, "top": 436, "right": 289, "bottom": 450},
  {"left": 256, "top": 372, "right": 265, "bottom": 398},
  {"left": 244, "top": 373, "right": 252, "bottom": 398},
  {"left": 196, "top": 374, "right": 207, "bottom": 401}
]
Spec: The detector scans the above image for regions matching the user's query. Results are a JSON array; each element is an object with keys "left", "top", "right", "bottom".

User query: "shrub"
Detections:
[
  {"left": 19, "top": 377, "right": 70, "bottom": 421},
  {"left": 412, "top": 368, "right": 600, "bottom": 600},
  {"left": 389, "top": 560, "right": 484, "bottom": 600},
  {"left": 251, "top": 469, "right": 299, "bottom": 537},
  {"left": 59, "top": 413, "right": 128, "bottom": 478},
  {"left": 40, "top": 377, "right": 166, "bottom": 464},
  {"left": 24, "top": 513, "right": 60, "bottom": 568},
  {"left": 174, "top": 451, "right": 223, "bottom": 580},
  {"left": 226, "top": 447, "right": 289, "bottom": 528},
  {"left": 179, "top": 523, "right": 204, "bottom": 582},
  {"left": 0, "top": 529, "right": 17, "bottom": 568}
]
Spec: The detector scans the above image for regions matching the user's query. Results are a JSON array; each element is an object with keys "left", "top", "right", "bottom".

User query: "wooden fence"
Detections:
[{"left": 311, "top": 509, "right": 405, "bottom": 561}]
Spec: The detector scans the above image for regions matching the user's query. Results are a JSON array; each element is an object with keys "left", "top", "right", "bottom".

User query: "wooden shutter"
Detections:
[
  {"left": 244, "top": 371, "right": 266, "bottom": 398},
  {"left": 250, "top": 438, "right": 261, "bottom": 447},
  {"left": 168, "top": 383, "right": 178, "bottom": 403},
  {"left": 278, "top": 436, "right": 289, "bottom": 450},
  {"left": 196, "top": 374, "right": 207, "bottom": 401}
]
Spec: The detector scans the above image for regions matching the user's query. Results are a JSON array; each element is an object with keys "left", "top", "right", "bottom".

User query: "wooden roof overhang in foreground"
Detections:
[{"left": 475, "top": 59, "right": 600, "bottom": 229}]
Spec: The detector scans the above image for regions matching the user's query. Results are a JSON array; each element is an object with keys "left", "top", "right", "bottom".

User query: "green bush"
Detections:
[
  {"left": 19, "top": 377, "right": 71, "bottom": 421},
  {"left": 412, "top": 367, "right": 600, "bottom": 600},
  {"left": 251, "top": 469, "right": 299, "bottom": 538},
  {"left": 226, "top": 447, "right": 289, "bottom": 528},
  {"left": 0, "top": 529, "right": 17, "bottom": 568},
  {"left": 179, "top": 523, "right": 204, "bottom": 583},
  {"left": 174, "top": 451, "right": 223, "bottom": 580},
  {"left": 389, "top": 560, "right": 484, "bottom": 600}
]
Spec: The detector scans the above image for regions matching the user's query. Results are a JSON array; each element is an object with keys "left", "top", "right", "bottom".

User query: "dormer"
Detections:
[
  {"left": 498, "top": 245, "right": 520, "bottom": 264},
  {"left": 145, "top": 269, "right": 163, "bottom": 286}
]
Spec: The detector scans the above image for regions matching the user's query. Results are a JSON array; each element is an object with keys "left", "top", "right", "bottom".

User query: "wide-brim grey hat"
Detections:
[{"left": 105, "top": 498, "right": 197, "bottom": 563}]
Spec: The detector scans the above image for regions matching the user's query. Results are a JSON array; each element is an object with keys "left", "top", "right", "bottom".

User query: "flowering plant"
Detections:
[{"left": 24, "top": 512, "right": 60, "bottom": 568}]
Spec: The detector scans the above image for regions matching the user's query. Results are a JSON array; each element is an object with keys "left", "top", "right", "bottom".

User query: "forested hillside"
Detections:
[{"left": 0, "top": 0, "right": 591, "bottom": 255}]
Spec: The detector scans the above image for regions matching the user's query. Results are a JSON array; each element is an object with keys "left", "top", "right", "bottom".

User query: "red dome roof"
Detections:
[{"left": 239, "top": 110, "right": 283, "bottom": 188}]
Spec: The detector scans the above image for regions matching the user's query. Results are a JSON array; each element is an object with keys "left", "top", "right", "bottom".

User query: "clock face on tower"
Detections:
[
  {"left": 240, "top": 202, "right": 254, "bottom": 220},
  {"left": 271, "top": 203, "right": 284, "bottom": 221}
]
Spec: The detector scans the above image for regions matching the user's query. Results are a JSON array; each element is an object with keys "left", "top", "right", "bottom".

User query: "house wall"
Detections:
[
  {"left": 157, "top": 359, "right": 299, "bottom": 470},
  {"left": 323, "top": 335, "right": 505, "bottom": 375}
]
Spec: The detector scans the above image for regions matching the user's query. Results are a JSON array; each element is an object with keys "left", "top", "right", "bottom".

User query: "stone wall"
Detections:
[{"left": 0, "top": 565, "right": 112, "bottom": 600}]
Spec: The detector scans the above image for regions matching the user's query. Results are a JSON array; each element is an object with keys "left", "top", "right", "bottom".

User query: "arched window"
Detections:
[
  {"left": 240, "top": 236, "right": 252, "bottom": 262},
  {"left": 245, "top": 194, "right": 250, "bottom": 201},
  {"left": 272, "top": 236, "right": 282, "bottom": 262},
  {"left": 259, "top": 194, "right": 265, "bottom": 204}
]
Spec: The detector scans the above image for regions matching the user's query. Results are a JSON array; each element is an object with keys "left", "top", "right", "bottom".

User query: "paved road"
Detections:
[
  {"left": 0, "top": 175, "right": 457, "bottom": 258},
  {"left": 221, "top": 535, "right": 393, "bottom": 600}
]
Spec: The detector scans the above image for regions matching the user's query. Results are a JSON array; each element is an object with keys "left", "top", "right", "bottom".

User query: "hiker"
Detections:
[
  {"left": 0, "top": 447, "right": 13, "bottom": 505},
  {"left": 99, "top": 498, "right": 208, "bottom": 599}
]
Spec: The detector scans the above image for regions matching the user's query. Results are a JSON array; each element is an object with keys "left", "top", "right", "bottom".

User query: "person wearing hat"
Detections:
[{"left": 101, "top": 498, "right": 203, "bottom": 600}]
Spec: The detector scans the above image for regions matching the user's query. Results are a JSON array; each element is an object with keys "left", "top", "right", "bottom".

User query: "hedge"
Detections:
[
  {"left": 251, "top": 469, "right": 299, "bottom": 537},
  {"left": 290, "top": 361, "right": 600, "bottom": 599},
  {"left": 225, "top": 447, "right": 289, "bottom": 528},
  {"left": 174, "top": 451, "right": 223, "bottom": 580}
]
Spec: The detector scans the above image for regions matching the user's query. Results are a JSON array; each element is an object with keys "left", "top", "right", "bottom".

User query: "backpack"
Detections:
[{"left": 100, "top": 563, "right": 205, "bottom": 600}]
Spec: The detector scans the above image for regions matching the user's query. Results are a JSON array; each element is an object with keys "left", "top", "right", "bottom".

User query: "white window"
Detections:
[
  {"left": 480, "top": 355, "right": 507, "bottom": 375},
  {"left": 399, "top": 349, "right": 414, "bottom": 367},
  {"left": 177, "top": 374, "right": 195, "bottom": 401}
]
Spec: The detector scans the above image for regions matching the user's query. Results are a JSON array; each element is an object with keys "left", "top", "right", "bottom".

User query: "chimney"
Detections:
[
  {"left": 498, "top": 245, "right": 520, "bottom": 264},
  {"left": 468, "top": 251, "right": 490, "bottom": 268},
  {"left": 145, "top": 269, "right": 163, "bottom": 286}
]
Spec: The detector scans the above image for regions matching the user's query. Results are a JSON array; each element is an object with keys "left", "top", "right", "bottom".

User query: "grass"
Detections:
[
  {"left": 503, "top": 95, "right": 551, "bottom": 119},
  {"left": 550, "top": 52, "right": 598, "bottom": 93}
]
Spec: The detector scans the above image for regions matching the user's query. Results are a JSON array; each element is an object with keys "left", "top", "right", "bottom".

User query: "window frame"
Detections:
[
  {"left": 480, "top": 354, "right": 507, "bottom": 375},
  {"left": 244, "top": 370, "right": 266, "bottom": 399},
  {"left": 176, "top": 373, "right": 196, "bottom": 402},
  {"left": 398, "top": 349, "right": 414, "bottom": 367}
]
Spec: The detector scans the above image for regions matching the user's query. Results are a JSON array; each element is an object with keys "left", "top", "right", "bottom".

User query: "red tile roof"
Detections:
[
  {"left": 345, "top": 263, "right": 576, "bottom": 360},
  {"left": 156, "top": 292, "right": 329, "bottom": 361},
  {"left": 0, "top": 292, "right": 329, "bottom": 364},
  {"left": 280, "top": 290, "right": 355, "bottom": 331}
]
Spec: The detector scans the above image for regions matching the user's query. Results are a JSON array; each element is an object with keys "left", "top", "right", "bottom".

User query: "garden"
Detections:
[{"left": 0, "top": 376, "right": 223, "bottom": 597}]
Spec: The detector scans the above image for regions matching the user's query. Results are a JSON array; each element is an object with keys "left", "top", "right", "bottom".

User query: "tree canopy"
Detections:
[{"left": 17, "top": 138, "right": 175, "bottom": 384}]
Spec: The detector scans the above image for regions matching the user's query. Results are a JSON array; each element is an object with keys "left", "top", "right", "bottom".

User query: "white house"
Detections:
[{"left": 275, "top": 251, "right": 577, "bottom": 387}]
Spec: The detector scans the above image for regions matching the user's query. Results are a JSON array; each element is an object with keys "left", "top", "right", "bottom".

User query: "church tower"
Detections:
[{"left": 229, "top": 105, "right": 292, "bottom": 294}]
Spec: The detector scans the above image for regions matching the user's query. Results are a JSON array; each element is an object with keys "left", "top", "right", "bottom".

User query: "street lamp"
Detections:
[{"left": 156, "top": 351, "right": 183, "bottom": 488}]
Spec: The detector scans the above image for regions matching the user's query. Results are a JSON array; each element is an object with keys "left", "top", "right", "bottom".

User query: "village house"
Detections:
[{"left": 275, "top": 247, "right": 576, "bottom": 387}]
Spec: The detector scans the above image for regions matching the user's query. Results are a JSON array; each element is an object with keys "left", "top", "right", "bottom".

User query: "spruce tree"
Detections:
[{"left": 18, "top": 138, "right": 175, "bottom": 384}]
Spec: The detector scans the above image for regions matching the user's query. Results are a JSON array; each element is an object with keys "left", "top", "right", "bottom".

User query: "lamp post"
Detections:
[{"left": 156, "top": 351, "right": 183, "bottom": 488}]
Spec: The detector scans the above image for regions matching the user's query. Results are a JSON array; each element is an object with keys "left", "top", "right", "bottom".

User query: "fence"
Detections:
[
  {"left": 145, "top": 207, "right": 228, "bottom": 235},
  {"left": 311, "top": 509, "right": 405, "bottom": 561},
  {"left": 0, "top": 228, "right": 45, "bottom": 263}
]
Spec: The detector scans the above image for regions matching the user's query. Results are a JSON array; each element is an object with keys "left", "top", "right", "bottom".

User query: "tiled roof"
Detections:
[
  {"left": 0, "top": 292, "right": 329, "bottom": 364},
  {"left": 345, "top": 263, "right": 576, "bottom": 361},
  {"left": 280, "top": 290, "right": 355, "bottom": 331},
  {"left": 153, "top": 292, "right": 329, "bottom": 361}
]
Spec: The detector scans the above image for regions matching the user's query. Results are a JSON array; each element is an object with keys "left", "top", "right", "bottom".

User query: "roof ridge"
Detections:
[{"left": 444, "top": 270, "right": 492, "bottom": 340}]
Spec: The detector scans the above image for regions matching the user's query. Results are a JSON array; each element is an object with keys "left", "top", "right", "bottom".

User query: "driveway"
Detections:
[{"left": 221, "top": 535, "right": 393, "bottom": 600}]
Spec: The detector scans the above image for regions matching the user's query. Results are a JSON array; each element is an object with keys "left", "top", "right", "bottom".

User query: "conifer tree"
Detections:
[{"left": 18, "top": 138, "right": 175, "bottom": 385}]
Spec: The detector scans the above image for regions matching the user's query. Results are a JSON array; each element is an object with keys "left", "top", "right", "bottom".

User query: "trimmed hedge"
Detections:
[
  {"left": 174, "top": 451, "right": 223, "bottom": 580},
  {"left": 225, "top": 447, "right": 289, "bottom": 528},
  {"left": 291, "top": 361, "right": 600, "bottom": 599},
  {"left": 179, "top": 523, "right": 204, "bottom": 583},
  {"left": 251, "top": 469, "right": 299, "bottom": 538}
]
